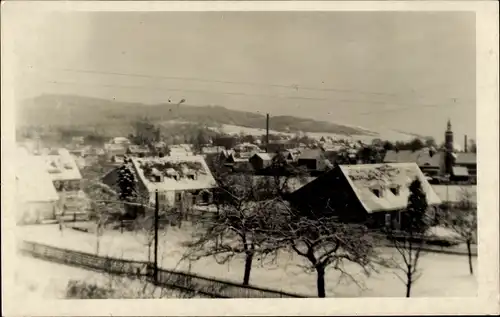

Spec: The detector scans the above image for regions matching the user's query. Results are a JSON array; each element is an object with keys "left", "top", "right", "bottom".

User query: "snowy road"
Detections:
[{"left": 17, "top": 224, "right": 478, "bottom": 298}]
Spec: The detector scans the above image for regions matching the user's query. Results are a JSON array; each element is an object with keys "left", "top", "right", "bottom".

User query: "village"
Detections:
[{"left": 15, "top": 114, "right": 478, "bottom": 299}]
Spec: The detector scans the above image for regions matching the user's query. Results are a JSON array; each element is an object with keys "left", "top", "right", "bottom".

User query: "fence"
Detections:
[{"left": 20, "top": 241, "right": 306, "bottom": 298}]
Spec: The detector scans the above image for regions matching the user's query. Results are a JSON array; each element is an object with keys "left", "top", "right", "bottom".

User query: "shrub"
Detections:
[{"left": 65, "top": 280, "right": 115, "bottom": 299}]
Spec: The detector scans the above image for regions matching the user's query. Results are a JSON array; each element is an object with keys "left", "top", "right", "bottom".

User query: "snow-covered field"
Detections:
[
  {"left": 200, "top": 123, "right": 414, "bottom": 143},
  {"left": 17, "top": 223, "right": 477, "bottom": 298}
]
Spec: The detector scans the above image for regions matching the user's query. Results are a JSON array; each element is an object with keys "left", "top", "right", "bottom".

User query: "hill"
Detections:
[{"left": 17, "top": 94, "right": 376, "bottom": 137}]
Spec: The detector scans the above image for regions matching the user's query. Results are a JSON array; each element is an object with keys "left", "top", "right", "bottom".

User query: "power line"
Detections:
[
  {"left": 38, "top": 79, "right": 464, "bottom": 116},
  {"left": 44, "top": 66, "right": 471, "bottom": 102}
]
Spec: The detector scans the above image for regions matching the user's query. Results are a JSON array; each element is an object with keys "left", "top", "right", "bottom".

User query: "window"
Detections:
[
  {"left": 390, "top": 186, "right": 400, "bottom": 196},
  {"left": 372, "top": 188, "right": 382, "bottom": 198},
  {"left": 385, "top": 213, "right": 391, "bottom": 227},
  {"left": 175, "top": 192, "right": 182, "bottom": 203}
]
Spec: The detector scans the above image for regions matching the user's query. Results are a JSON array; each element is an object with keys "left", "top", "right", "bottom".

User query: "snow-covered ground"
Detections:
[
  {"left": 17, "top": 223, "right": 477, "bottom": 298},
  {"left": 11, "top": 253, "right": 197, "bottom": 300}
]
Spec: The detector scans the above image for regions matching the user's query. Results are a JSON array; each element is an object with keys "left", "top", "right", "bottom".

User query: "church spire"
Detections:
[{"left": 447, "top": 119, "right": 452, "bottom": 131}]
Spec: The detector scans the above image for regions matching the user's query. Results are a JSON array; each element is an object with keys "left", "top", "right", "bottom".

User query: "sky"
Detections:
[{"left": 11, "top": 10, "right": 476, "bottom": 142}]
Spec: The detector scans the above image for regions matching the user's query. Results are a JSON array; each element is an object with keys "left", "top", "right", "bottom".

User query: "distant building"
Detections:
[
  {"left": 384, "top": 120, "right": 477, "bottom": 183},
  {"left": 110, "top": 137, "right": 131, "bottom": 145},
  {"left": 168, "top": 145, "right": 194, "bottom": 156},
  {"left": 126, "top": 145, "right": 152, "bottom": 158},
  {"left": 104, "top": 143, "right": 128, "bottom": 163},
  {"left": 267, "top": 140, "right": 296, "bottom": 153},
  {"left": 201, "top": 146, "right": 225, "bottom": 155},
  {"left": 288, "top": 163, "right": 441, "bottom": 229},
  {"left": 384, "top": 149, "right": 442, "bottom": 177},
  {"left": 297, "top": 149, "right": 327, "bottom": 171},
  {"left": 249, "top": 153, "right": 277, "bottom": 171}
]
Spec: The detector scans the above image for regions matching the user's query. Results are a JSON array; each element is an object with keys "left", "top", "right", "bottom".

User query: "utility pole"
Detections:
[
  {"left": 266, "top": 113, "right": 270, "bottom": 153},
  {"left": 153, "top": 189, "right": 159, "bottom": 283}
]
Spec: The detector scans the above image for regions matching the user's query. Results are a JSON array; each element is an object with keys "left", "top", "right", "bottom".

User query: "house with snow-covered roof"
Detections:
[
  {"left": 288, "top": 163, "right": 441, "bottom": 230},
  {"left": 249, "top": 152, "right": 277, "bottom": 171},
  {"left": 38, "top": 148, "right": 90, "bottom": 218},
  {"left": 16, "top": 149, "right": 60, "bottom": 224},
  {"left": 128, "top": 155, "right": 217, "bottom": 210}
]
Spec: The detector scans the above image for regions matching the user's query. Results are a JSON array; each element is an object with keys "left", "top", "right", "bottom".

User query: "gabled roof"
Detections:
[
  {"left": 298, "top": 149, "right": 323, "bottom": 160},
  {"left": 130, "top": 155, "right": 217, "bottom": 193},
  {"left": 40, "top": 148, "right": 82, "bottom": 181},
  {"left": 339, "top": 163, "right": 441, "bottom": 213},
  {"left": 251, "top": 153, "right": 276, "bottom": 161},
  {"left": 16, "top": 150, "right": 59, "bottom": 202},
  {"left": 455, "top": 152, "right": 477, "bottom": 165}
]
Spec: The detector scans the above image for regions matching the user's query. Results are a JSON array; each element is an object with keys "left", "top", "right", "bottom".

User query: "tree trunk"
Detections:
[
  {"left": 467, "top": 240, "right": 474, "bottom": 275},
  {"left": 316, "top": 265, "right": 326, "bottom": 298},
  {"left": 243, "top": 251, "right": 254, "bottom": 286},
  {"left": 406, "top": 269, "right": 412, "bottom": 298}
]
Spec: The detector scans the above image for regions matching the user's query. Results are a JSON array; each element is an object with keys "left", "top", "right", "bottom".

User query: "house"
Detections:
[
  {"left": 297, "top": 149, "right": 328, "bottom": 171},
  {"left": 126, "top": 145, "right": 152, "bottom": 158},
  {"left": 104, "top": 143, "right": 128, "bottom": 163},
  {"left": 249, "top": 153, "right": 277, "bottom": 171},
  {"left": 124, "top": 156, "right": 217, "bottom": 211},
  {"left": 288, "top": 163, "right": 441, "bottom": 229},
  {"left": 110, "top": 136, "right": 131, "bottom": 145},
  {"left": 235, "top": 142, "right": 262, "bottom": 153},
  {"left": 384, "top": 149, "right": 443, "bottom": 177},
  {"left": 16, "top": 149, "right": 60, "bottom": 224},
  {"left": 168, "top": 145, "right": 193, "bottom": 156},
  {"left": 201, "top": 146, "right": 225, "bottom": 155},
  {"left": 39, "top": 148, "right": 90, "bottom": 219},
  {"left": 267, "top": 140, "right": 297, "bottom": 153},
  {"left": 453, "top": 152, "right": 477, "bottom": 183},
  {"left": 41, "top": 148, "right": 83, "bottom": 192}
]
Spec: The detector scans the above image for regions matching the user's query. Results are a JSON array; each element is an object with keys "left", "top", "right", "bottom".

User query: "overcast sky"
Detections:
[{"left": 12, "top": 10, "right": 476, "bottom": 142}]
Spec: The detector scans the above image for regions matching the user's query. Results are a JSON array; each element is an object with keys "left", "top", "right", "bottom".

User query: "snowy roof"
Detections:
[
  {"left": 127, "top": 145, "right": 151, "bottom": 154},
  {"left": 454, "top": 152, "right": 477, "bottom": 165},
  {"left": 105, "top": 143, "right": 128, "bottom": 155},
  {"left": 111, "top": 137, "right": 131, "bottom": 144},
  {"left": 339, "top": 163, "right": 441, "bottom": 213},
  {"left": 16, "top": 151, "right": 59, "bottom": 202},
  {"left": 201, "top": 146, "right": 225, "bottom": 154},
  {"left": 40, "top": 148, "right": 82, "bottom": 181},
  {"left": 131, "top": 155, "right": 217, "bottom": 192},
  {"left": 251, "top": 153, "right": 276, "bottom": 161},
  {"left": 452, "top": 166, "right": 469, "bottom": 177},
  {"left": 432, "top": 185, "right": 477, "bottom": 204},
  {"left": 384, "top": 150, "right": 442, "bottom": 167}
]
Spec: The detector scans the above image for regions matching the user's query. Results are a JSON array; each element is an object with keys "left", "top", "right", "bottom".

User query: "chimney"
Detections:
[
  {"left": 266, "top": 113, "right": 270, "bottom": 152},
  {"left": 464, "top": 135, "right": 468, "bottom": 153}
]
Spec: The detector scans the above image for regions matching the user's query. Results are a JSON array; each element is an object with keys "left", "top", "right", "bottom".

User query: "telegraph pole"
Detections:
[{"left": 153, "top": 189, "right": 159, "bottom": 283}]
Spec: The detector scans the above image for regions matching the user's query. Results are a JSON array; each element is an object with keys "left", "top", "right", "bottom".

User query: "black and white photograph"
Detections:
[{"left": 1, "top": 1, "right": 498, "bottom": 316}]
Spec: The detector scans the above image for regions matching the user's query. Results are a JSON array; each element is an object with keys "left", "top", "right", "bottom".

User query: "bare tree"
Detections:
[
  {"left": 271, "top": 201, "right": 382, "bottom": 298},
  {"left": 388, "top": 178, "right": 430, "bottom": 298},
  {"left": 186, "top": 171, "right": 280, "bottom": 286},
  {"left": 445, "top": 187, "right": 477, "bottom": 275}
]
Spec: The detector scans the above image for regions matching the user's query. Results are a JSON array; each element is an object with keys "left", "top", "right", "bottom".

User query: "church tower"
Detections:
[
  {"left": 445, "top": 119, "right": 454, "bottom": 152},
  {"left": 444, "top": 119, "right": 454, "bottom": 175}
]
